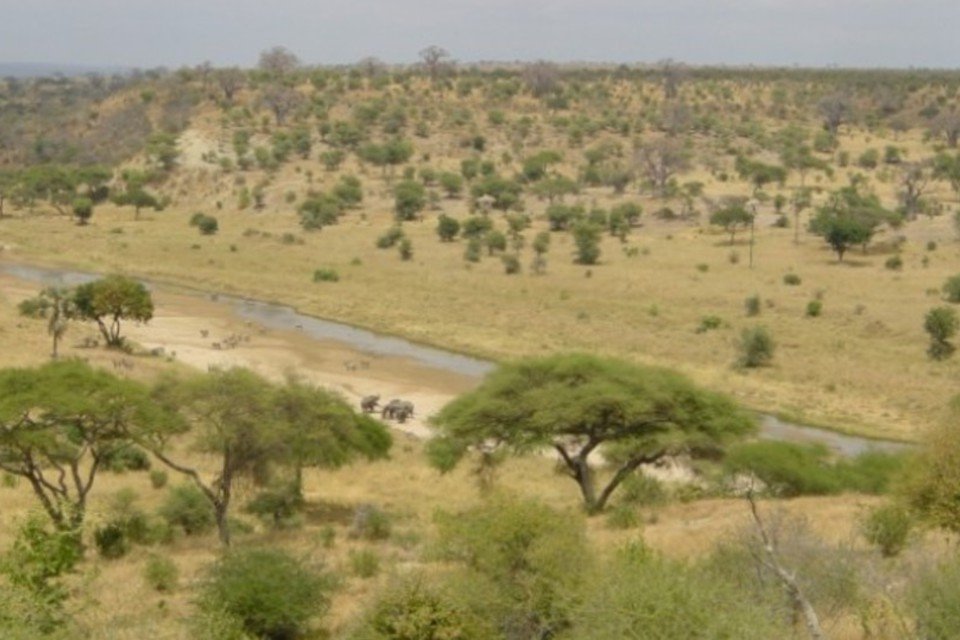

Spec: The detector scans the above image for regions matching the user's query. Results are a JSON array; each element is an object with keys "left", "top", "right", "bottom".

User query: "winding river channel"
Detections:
[{"left": 1, "top": 262, "right": 911, "bottom": 457}]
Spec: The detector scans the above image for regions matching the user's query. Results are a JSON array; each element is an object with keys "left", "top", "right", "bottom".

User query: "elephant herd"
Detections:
[{"left": 360, "top": 395, "right": 415, "bottom": 423}]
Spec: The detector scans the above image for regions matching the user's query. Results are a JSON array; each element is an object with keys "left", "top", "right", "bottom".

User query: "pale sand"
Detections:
[{"left": 0, "top": 273, "right": 479, "bottom": 439}]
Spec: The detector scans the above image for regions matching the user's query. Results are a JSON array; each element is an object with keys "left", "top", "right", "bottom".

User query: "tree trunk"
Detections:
[{"left": 215, "top": 501, "right": 231, "bottom": 547}]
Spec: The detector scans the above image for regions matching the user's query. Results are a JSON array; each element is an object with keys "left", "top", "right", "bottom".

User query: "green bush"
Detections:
[
  {"left": 398, "top": 238, "right": 413, "bottom": 261},
  {"left": 806, "top": 300, "right": 823, "bottom": 317},
  {"left": 101, "top": 444, "right": 151, "bottom": 473},
  {"left": 244, "top": 483, "right": 304, "bottom": 528},
  {"left": 143, "top": 554, "right": 179, "bottom": 592},
  {"left": 725, "top": 441, "right": 840, "bottom": 496},
  {"left": 313, "top": 268, "right": 340, "bottom": 283},
  {"left": 925, "top": 306, "right": 959, "bottom": 360},
  {"left": 696, "top": 315, "right": 723, "bottom": 333},
  {"left": 619, "top": 473, "right": 668, "bottom": 507},
  {"left": 943, "top": 274, "right": 960, "bottom": 303},
  {"left": 502, "top": 254, "right": 521, "bottom": 274},
  {"left": 570, "top": 544, "right": 779, "bottom": 640},
  {"left": 605, "top": 504, "right": 642, "bottom": 530},
  {"left": 783, "top": 273, "right": 802, "bottom": 286},
  {"left": 349, "top": 578, "right": 491, "bottom": 640},
  {"left": 348, "top": 549, "right": 380, "bottom": 579},
  {"left": 159, "top": 484, "right": 215, "bottom": 536},
  {"left": 149, "top": 469, "right": 168, "bottom": 489},
  {"left": 199, "top": 548, "right": 334, "bottom": 640},
  {"left": 737, "top": 326, "right": 775, "bottom": 368},
  {"left": 93, "top": 522, "right": 130, "bottom": 559},
  {"left": 861, "top": 503, "right": 912, "bottom": 557},
  {"left": 725, "top": 442, "right": 906, "bottom": 497},
  {"left": 744, "top": 294, "right": 761, "bottom": 316},
  {"left": 434, "top": 496, "right": 588, "bottom": 639},
  {"left": 375, "top": 226, "right": 404, "bottom": 249},
  {"left": 885, "top": 255, "right": 903, "bottom": 270},
  {"left": 349, "top": 505, "right": 391, "bottom": 541},
  {"left": 910, "top": 559, "right": 960, "bottom": 639}
]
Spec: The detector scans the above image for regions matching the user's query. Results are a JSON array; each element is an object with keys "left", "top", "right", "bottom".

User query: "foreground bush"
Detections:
[
  {"left": 434, "top": 496, "right": 588, "bottom": 639},
  {"left": 724, "top": 441, "right": 905, "bottom": 497},
  {"left": 571, "top": 543, "right": 779, "bottom": 639},
  {"left": 159, "top": 484, "right": 215, "bottom": 536},
  {"left": 198, "top": 548, "right": 334, "bottom": 640},
  {"left": 349, "top": 578, "right": 492, "bottom": 640},
  {"left": 910, "top": 559, "right": 960, "bottom": 639}
]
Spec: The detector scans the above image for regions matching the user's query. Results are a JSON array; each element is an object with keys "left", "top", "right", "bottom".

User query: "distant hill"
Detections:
[{"left": 0, "top": 61, "right": 131, "bottom": 78}]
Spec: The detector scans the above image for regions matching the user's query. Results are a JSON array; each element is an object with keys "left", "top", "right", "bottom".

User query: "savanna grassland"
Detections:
[{"left": 4, "top": 55, "right": 960, "bottom": 639}]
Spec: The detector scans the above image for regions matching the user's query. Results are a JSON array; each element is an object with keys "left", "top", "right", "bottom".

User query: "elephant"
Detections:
[
  {"left": 381, "top": 399, "right": 415, "bottom": 422},
  {"left": 360, "top": 394, "right": 380, "bottom": 413}
]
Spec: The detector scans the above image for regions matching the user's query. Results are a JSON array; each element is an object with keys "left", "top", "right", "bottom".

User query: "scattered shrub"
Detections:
[
  {"left": 375, "top": 226, "right": 404, "bottom": 249},
  {"left": 313, "top": 268, "right": 340, "bottom": 283},
  {"left": 143, "top": 555, "right": 179, "bottom": 592},
  {"left": 159, "top": 484, "right": 215, "bottom": 536},
  {"left": 350, "top": 578, "right": 491, "bottom": 639},
  {"left": 149, "top": 469, "right": 168, "bottom": 489},
  {"left": 885, "top": 255, "right": 903, "bottom": 270},
  {"left": 348, "top": 549, "right": 380, "bottom": 578},
  {"left": 783, "top": 273, "right": 802, "bottom": 286},
  {"left": 199, "top": 548, "right": 334, "bottom": 640},
  {"left": 696, "top": 315, "right": 723, "bottom": 333},
  {"left": 806, "top": 300, "right": 823, "bottom": 317},
  {"left": 350, "top": 505, "right": 391, "bottom": 541},
  {"left": 861, "top": 503, "right": 912, "bottom": 558},
  {"left": 737, "top": 326, "right": 775, "bottom": 367},
  {"left": 910, "top": 559, "right": 960, "bottom": 639},
  {"left": 745, "top": 294, "right": 761, "bottom": 316},
  {"left": 93, "top": 523, "right": 129, "bottom": 559}
]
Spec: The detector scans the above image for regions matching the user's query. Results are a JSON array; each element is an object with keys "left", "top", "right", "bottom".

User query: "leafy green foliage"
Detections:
[
  {"left": 861, "top": 502, "right": 912, "bottom": 557},
  {"left": 725, "top": 441, "right": 906, "bottom": 497},
  {"left": 199, "top": 548, "right": 334, "bottom": 640},
  {"left": 394, "top": 179, "right": 426, "bottom": 221},
  {"left": 143, "top": 555, "right": 179, "bottom": 592},
  {"left": 709, "top": 203, "right": 753, "bottom": 244},
  {"left": 73, "top": 275, "right": 154, "bottom": 347},
  {"left": 737, "top": 326, "right": 775, "bottom": 367},
  {"left": 925, "top": 306, "right": 959, "bottom": 360},
  {"left": 430, "top": 354, "right": 754, "bottom": 512},
  {"left": 0, "top": 360, "right": 171, "bottom": 531},
  {"left": 159, "top": 484, "right": 216, "bottom": 536},
  {"left": 434, "top": 496, "right": 588, "bottom": 639},
  {"left": 436, "top": 214, "right": 460, "bottom": 241},
  {"left": 570, "top": 543, "right": 780, "bottom": 640}
]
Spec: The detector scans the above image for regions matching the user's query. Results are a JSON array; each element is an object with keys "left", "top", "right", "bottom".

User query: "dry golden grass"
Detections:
[
  {"left": 3, "top": 152, "right": 958, "bottom": 441},
  {"left": 0, "top": 79, "right": 956, "bottom": 637}
]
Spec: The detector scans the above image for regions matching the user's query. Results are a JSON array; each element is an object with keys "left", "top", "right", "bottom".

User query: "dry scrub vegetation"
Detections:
[{"left": 3, "top": 54, "right": 960, "bottom": 638}]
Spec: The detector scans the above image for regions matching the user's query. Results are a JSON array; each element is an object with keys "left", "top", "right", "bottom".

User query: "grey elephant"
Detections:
[
  {"left": 381, "top": 399, "right": 415, "bottom": 421},
  {"left": 360, "top": 394, "right": 380, "bottom": 413}
]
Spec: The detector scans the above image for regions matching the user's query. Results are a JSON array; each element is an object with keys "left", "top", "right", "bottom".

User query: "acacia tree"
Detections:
[
  {"left": 0, "top": 360, "right": 170, "bottom": 533},
  {"left": 271, "top": 374, "right": 392, "bottom": 494},
  {"left": 215, "top": 67, "right": 245, "bottom": 103},
  {"left": 809, "top": 185, "right": 897, "bottom": 261},
  {"left": 144, "top": 368, "right": 390, "bottom": 546},
  {"left": 258, "top": 46, "right": 300, "bottom": 77},
  {"left": 146, "top": 368, "right": 288, "bottom": 546},
  {"left": 72, "top": 275, "right": 154, "bottom": 348},
  {"left": 418, "top": 45, "right": 451, "bottom": 81},
  {"left": 261, "top": 85, "right": 303, "bottom": 126},
  {"left": 634, "top": 137, "right": 690, "bottom": 198},
  {"left": 710, "top": 202, "right": 754, "bottom": 244},
  {"left": 428, "top": 353, "right": 754, "bottom": 513},
  {"left": 17, "top": 287, "right": 75, "bottom": 358}
]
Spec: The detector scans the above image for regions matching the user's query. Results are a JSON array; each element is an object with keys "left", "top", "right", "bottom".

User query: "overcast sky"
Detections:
[{"left": 0, "top": 0, "right": 956, "bottom": 69}]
